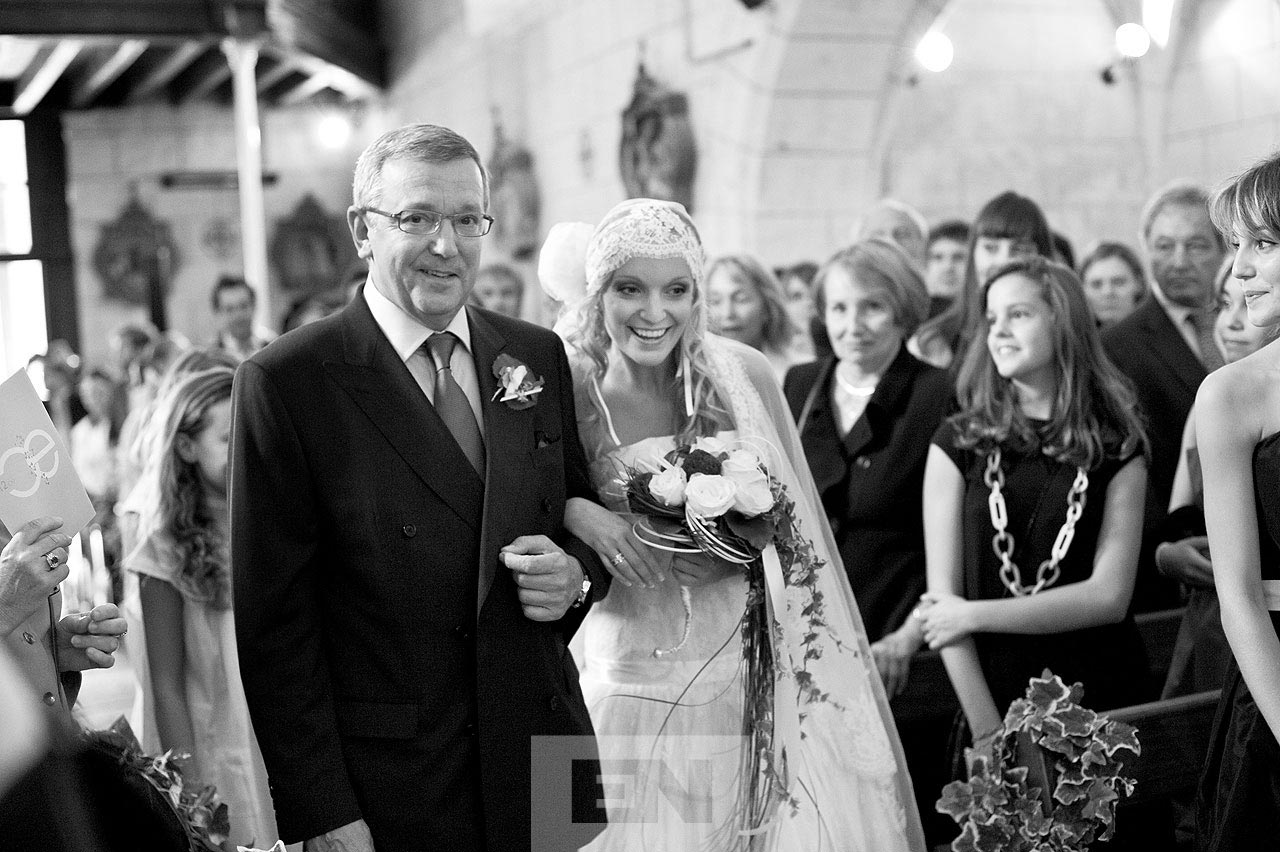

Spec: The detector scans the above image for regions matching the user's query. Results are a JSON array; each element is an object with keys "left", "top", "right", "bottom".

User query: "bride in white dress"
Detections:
[{"left": 540, "top": 199, "right": 925, "bottom": 852}]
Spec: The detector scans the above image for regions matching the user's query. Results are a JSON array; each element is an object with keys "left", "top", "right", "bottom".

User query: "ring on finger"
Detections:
[
  {"left": 610, "top": 552, "right": 626, "bottom": 566},
  {"left": 44, "top": 552, "right": 62, "bottom": 569}
]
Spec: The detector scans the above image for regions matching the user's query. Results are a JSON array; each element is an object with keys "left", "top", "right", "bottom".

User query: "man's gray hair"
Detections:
[
  {"left": 352, "top": 123, "right": 489, "bottom": 210},
  {"left": 1137, "top": 180, "right": 1223, "bottom": 248}
]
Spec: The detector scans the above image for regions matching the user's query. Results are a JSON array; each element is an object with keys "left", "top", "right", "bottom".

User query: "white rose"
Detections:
[
  {"left": 721, "top": 450, "right": 764, "bottom": 486},
  {"left": 684, "top": 473, "right": 738, "bottom": 517},
  {"left": 732, "top": 477, "right": 775, "bottom": 517},
  {"left": 648, "top": 465, "right": 688, "bottom": 506},
  {"left": 692, "top": 435, "right": 729, "bottom": 456}
]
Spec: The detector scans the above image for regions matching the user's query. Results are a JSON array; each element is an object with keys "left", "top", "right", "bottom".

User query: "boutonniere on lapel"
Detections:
[{"left": 491, "top": 354, "right": 544, "bottom": 410}]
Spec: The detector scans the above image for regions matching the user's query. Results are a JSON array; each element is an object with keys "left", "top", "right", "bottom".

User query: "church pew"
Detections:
[
  {"left": 1134, "top": 606, "right": 1185, "bottom": 685},
  {"left": 889, "top": 606, "right": 1186, "bottom": 723},
  {"left": 1109, "top": 688, "right": 1220, "bottom": 805}
]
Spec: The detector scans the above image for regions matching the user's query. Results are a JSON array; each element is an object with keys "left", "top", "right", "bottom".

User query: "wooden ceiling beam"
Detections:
[
  {"left": 13, "top": 40, "right": 83, "bottom": 115},
  {"left": 289, "top": 52, "right": 379, "bottom": 101},
  {"left": 178, "top": 52, "right": 232, "bottom": 103},
  {"left": 275, "top": 68, "right": 332, "bottom": 106},
  {"left": 0, "top": 1, "right": 266, "bottom": 39},
  {"left": 71, "top": 38, "right": 148, "bottom": 107},
  {"left": 269, "top": 0, "right": 383, "bottom": 87},
  {"left": 127, "top": 41, "right": 204, "bottom": 103},
  {"left": 256, "top": 58, "right": 297, "bottom": 94}
]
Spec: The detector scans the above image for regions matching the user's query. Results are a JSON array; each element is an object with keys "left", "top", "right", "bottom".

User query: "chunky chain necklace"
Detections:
[{"left": 984, "top": 447, "right": 1089, "bottom": 596}]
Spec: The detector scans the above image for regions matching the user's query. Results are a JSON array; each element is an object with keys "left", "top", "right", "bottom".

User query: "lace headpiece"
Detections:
[{"left": 538, "top": 198, "right": 704, "bottom": 308}]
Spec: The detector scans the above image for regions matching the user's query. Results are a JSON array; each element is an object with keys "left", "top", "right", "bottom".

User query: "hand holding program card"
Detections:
[{"left": 0, "top": 369, "right": 95, "bottom": 536}]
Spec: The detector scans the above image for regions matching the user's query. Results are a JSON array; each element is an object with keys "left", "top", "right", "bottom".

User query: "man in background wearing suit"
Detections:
[
  {"left": 1102, "top": 181, "right": 1225, "bottom": 612},
  {"left": 231, "top": 123, "right": 608, "bottom": 852}
]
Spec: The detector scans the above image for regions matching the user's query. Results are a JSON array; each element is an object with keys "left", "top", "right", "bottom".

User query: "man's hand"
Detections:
[
  {"left": 57, "top": 603, "right": 127, "bottom": 671},
  {"left": 1155, "top": 536, "right": 1214, "bottom": 588},
  {"left": 305, "top": 819, "right": 375, "bottom": 852},
  {"left": 501, "top": 535, "right": 583, "bottom": 621},
  {"left": 0, "top": 516, "right": 72, "bottom": 637}
]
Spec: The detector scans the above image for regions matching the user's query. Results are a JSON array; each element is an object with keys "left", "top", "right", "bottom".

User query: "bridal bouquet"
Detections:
[
  {"left": 622, "top": 435, "right": 834, "bottom": 829},
  {"left": 625, "top": 436, "right": 780, "bottom": 563}
]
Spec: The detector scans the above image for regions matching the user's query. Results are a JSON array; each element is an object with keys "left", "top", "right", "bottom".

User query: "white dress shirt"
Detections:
[{"left": 363, "top": 282, "right": 485, "bottom": 432}]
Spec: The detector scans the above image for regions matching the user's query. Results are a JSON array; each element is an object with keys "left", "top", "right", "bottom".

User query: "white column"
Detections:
[{"left": 222, "top": 37, "right": 270, "bottom": 325}]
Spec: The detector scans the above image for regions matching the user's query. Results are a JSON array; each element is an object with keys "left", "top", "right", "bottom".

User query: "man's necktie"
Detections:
[
  {"left": 424, "top": 332, "right": 485, "bottom": 478},
  {"left": 1188, "top": 310, "right": 1225, "bottom": 372}
]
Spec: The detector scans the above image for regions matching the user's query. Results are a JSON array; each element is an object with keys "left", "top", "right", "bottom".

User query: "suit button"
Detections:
[
  {"left": 402, "top": 524, "right": 417, "bottom": 538},
  {"left": 42, "top": 692, "right": 56, "bottom": 706},
  {"left": 464, "top": 721, "right": 477, "bottom": 737},
  {"left": 22, "top": 631, "right": 34, "bottom": 644},
  {"left": 541, "top": 498, "right": 552, "bottom": 513},
  {"left": 549, "top": 695, "right": 561, "bottom": 711},
  {"left": 855, "top": 456, "right": 871, "bottom": 469},
  {"left": 453, "top": 626, "right": 472, "bottom": 642}
]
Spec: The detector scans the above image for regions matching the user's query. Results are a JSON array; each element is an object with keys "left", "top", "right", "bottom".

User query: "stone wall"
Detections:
[{"left": 63, "top": 102, "right": 387, "bottom": 366}]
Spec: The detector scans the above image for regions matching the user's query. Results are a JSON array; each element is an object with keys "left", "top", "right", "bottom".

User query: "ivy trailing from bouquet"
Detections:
[
  {"left": 622, "top": 434, "right": 837, "bottom": 838},
  {"left": 83, "top": 716, "right": 230, "bottom": 852},
  {"left": 936, "top": 670, "right": 1141, "bottom": 852}
]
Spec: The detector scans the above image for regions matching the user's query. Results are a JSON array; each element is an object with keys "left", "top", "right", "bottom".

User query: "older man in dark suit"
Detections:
[
  {"left": 231, "top": 124, "right": 608, "bottom": 852},
  {"left": 1102, "top": 181, "right": 1225, "bottom": 612}
]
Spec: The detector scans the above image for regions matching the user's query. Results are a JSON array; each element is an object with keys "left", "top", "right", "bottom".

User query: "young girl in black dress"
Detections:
[
  {"left": 1195, "top": 151, "right": 1280, "bottom": 851},
  {"left": 917, "top": 256, "right": 1152, "bottom": 750}
]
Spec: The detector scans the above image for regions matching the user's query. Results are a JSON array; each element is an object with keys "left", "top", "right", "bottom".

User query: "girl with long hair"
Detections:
[
  {"left": 128, "top": 367, "right": 278, "bottom": 849},
  {"left": 912, "top": 191, "right": 1053, "bottom": 369},
  {"left": 1194, "top": 151, "right": 1280, "bottom": 851},
  {"left": 917, "top": 257, "right": 1153, "bottom": 754},
  {"left": 542, "top": 199, "right": 924, "bottom": 851}
]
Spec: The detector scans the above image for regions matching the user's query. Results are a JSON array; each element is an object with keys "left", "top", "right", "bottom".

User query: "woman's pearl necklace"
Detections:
[{"left": 835, "top": 368, "right": 877, "bottom": 398}]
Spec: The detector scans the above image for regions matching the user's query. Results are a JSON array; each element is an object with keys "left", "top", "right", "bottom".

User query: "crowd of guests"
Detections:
[
  {"left": 3, "top": 119, "right": 1279, "bottom": 852},
  {"left": 664, "top": 179, "right": 1274, "bottom": 848}
]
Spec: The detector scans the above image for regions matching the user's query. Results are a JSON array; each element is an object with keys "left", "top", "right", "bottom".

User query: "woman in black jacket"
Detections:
[{"left": 784, "top": 237, "right": 952, "bottom": 696}]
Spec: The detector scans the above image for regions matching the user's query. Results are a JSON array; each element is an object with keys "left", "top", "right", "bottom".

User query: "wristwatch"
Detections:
[{"left": 571, "top": 574, "right": 592, "bottom": 609}]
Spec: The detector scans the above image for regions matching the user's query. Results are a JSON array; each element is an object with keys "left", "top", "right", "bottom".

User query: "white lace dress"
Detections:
[{"left": 573, "top": 336, "right": 925, "bottom": 852}]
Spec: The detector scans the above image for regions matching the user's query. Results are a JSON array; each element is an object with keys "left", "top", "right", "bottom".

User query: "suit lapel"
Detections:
[
  {"left": 797, "top": 359, "right": 847, "bottom": 496},
  {"left": 467, "top": 308, "right": 517, "bottom": 616},
  {"left": 1139, "top": 299, "right": 1205, "bottom": 396},
  {"left": 324, "top": 297, "right": 484, "bottom": 530},
  {"left": 843, "top": 345, "right": 915, "bottom": 457}
]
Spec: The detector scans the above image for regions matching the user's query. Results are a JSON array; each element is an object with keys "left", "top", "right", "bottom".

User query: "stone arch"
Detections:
[
  {"left": 739, "top": 0, "right": 1173, "bottom": 259},
  {"left": 729, "top": 0, "right": 938, "bottom": 264}
]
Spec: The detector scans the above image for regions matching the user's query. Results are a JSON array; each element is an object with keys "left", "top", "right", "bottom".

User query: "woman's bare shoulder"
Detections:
[{"left": 1198, "top": 343, "right": 1280, "bottom": 442}]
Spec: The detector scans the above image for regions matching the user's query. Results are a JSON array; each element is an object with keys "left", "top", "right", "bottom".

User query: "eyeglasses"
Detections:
[{"left": 363, "top": 207, "right": 494, "bottom": 238}]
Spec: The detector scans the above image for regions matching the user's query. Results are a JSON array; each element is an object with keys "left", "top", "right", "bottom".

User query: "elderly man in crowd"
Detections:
[{"left": 1102, "top": 181, "right": 1226, "bottom": 612}]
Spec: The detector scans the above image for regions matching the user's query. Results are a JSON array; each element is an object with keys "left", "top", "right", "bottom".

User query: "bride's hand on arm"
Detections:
[{"left": 564, "top": 497, "right": 667, "bottom": 589}]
